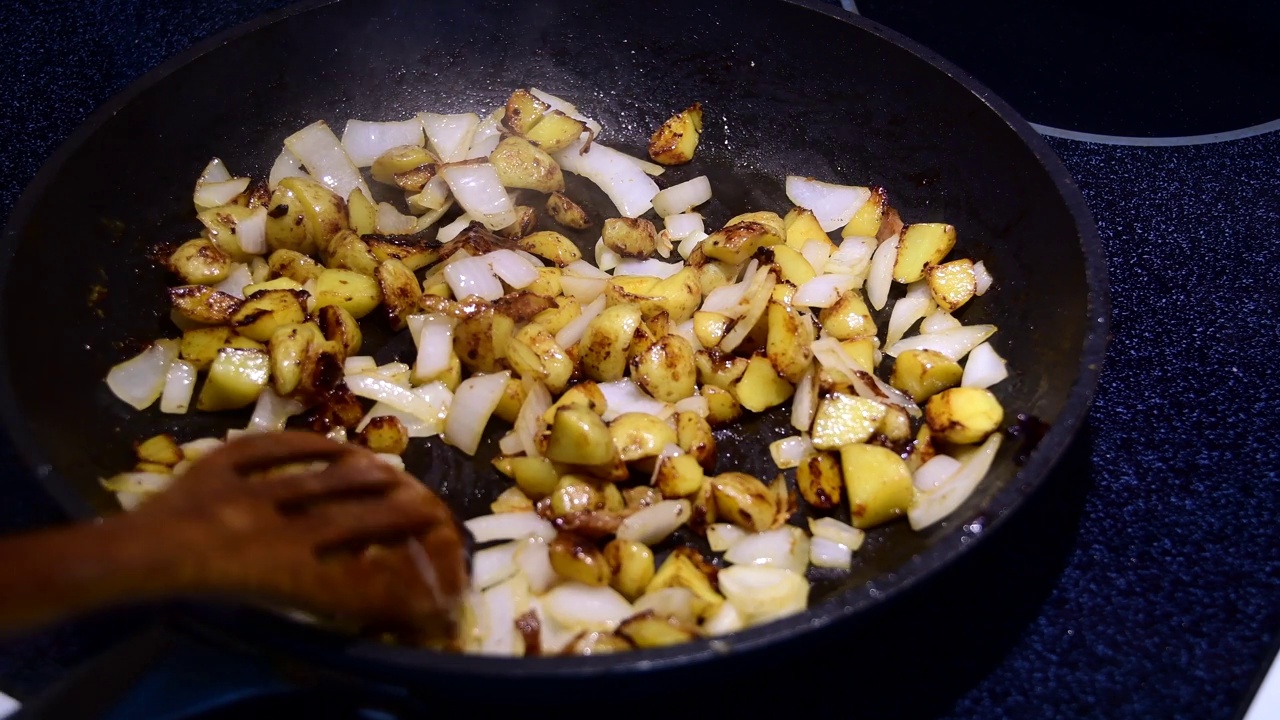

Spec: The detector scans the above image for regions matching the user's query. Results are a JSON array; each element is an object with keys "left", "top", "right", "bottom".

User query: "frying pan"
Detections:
[{"left": 0, "top": 0, "right": 1108, "bottom": 691}]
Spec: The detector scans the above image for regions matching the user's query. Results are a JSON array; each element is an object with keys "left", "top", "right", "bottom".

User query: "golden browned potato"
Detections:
[
  {"left": 767, "top": 245, "right": 816, "bottom": 286},
  {"left": 603, "top": 539, "right": 655, "bottom": 600},
  {"left": 268, "top": 322, "right": 322, "bottom": 395},
  {"left": 544, "top": 406, "right": 616, "bottom": 466},
  {"left": 346, "top": 188, "right": 377, "bottom": 236},
  {"left": 365, "top": 237, "right": 438, "bottom": 272},
  {"left": 180, "top": 327, "right": 234, "bottom": 371},
  {"left": 712, "top": 471, "right": 777, "bottom": 531},
  {"left": 267, "top": 249, "right": 323, "bottom": 284},
  {"left": 608, "top": 412, "right": 678, "bottom": 465},
  {"left": 323, "top": 230, "right": 378, "bottom": 276},
  {"left": 276, "top": 177, "right": 349, "bottom": 255},
  {"left": 819, "top": 290, "right": 878, "bottom": 340},
  {"left": 675, "top": 411, "right": 716, "bottom": 471},
  {"left": 841, "top": 186, "right": 887, "bottom": 238},
  {"left": 890, "top": 349, "right": 963, "bottom": 403},
  {"left": 602, "top": 217, "right": 658, "bottom": 259},
  {"left": 507, "top": 322, "right": 573, "bottom": 394},
  {"left": 605, "top": 269, "right": 702, "bottom": 324},
  {"left": 631, "top": 334, "right": 697, "bottom": 402},
  {"left": 313, "top": 268, "right": 381, "bottom": 320},
  {"left": 796, "top": 451, "right": 843, "bottom": 510},
  {"left": 691, "top": 311, "right": 729, "bottom": 348},
  {"left": 169, "top": 285, "right": 242, "bottom": 325},
  {"left": 695, "top": 350, "right": 748, "bottom": 390},
  {"left": 518, "top": 230, "right": 582, "bottom": 266},
  {"left": 783, "top": 206, "right": 832, "bottom": 250},
  {"left": 531, "top": 295, "right": 579, "bottom": 335},
  {"left": 579, "top": 304, "right": 644, "bottom": 382},
  {"left": 370, "top": 145, "right": 438, "bottom": 187},
  {"left": 373, "top": 259, "right": 422, "bottom": 331},
  {"left": 489, "top": 137, "right": 565, "bottom": 193},
  {"left": 491, "top": 377, "right": 527, "bottom": 424},
  {"left": 502, "top": 89, "right": 550, "bottom": 135},
  {"left": 230, "top": 289, "right": 307, "bottom": 343},
  {"left": 702, "top": 221, "right": 783, "bottom": 265},
  {"left": 317, "top": 305, "right": 362, "bottom": 358},
  {"left": 810, "top": 393, "right": 887, "bottom": 450},
  {"left": 547, "top": 475, "right": 604, "bottom": 517},
  {"left": 263, "top": 185, "right": 314, "bottom": 256},
  {"left": 492, "top": 455, "right": 560, "bottom": 498},
  {"left": 542, "top": 382, "right": 608, "bottom": 424},
  {"left": 195, "top": 348, "right": 269, "bottom": 411},
  {"left": 355, "top": 416, "right": 410, "bottom": 455},
  {"left": 878, "top": 404, "right": 913, "bottom": 444},
  {"left": 135, "top": 434, "right": 182, "bottom": 466},
  {"left": 645, "top": 550, "right": 723, "bottom": 617},
  {"left": 242, "top": 277, "right": 302, "bottom": 298},
  {"left": 452, "top": 308, "right": 512, "bottom": 374},
  {"left": 733, "top": 355, "right": 794, "bottom": 413},
  {"left": 842, "top": 338, "right": 876, "bottom": 374},
  {"left": 550, "top": 532, "right": 612, "bottom": 587},
  {"left": 617, "top": 612, "right": 700, "bottom": 648},
  {"left": 523, "top": 110, "right": 586, "bottom": 153},
  {"left": 496, "top": 205, "right": 538, "bottom": 240},
  {"left": 926, "top": 258, "right": 977, "bottom": 312},
  {"left": 894, "top": 223, "right": 957, "bottom": 283},
  {"left": 648, "top": 102, "right": 703, "bottom": 165},
  {"left": 840, "top": 443, "right": 914, "bottom": 529},
  {"left": 545, "top": 191, "right": 591, "bottom": 230},
  {"left": 766, "top": 302, "right": 814, "bottom": 384},
  {"left": 195, "top": 204, "right": 258, "bottom": 261},
  {"left": 168, "top": 239, "right": 231, "bottom": 285},
  {"left": 925, "top": 387, "right": 1004, "bottom": 444},
  {"left": 702, "top": 385, "right": 742, "bottom": 427},
  {"left": 654, "top": 453, "right": 705, "bottom": 499}
]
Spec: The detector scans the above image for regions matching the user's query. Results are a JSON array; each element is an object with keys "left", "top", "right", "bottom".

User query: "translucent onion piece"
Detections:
[
  {"left": 974, "top": 261, "right": 994, "bottom": 295},
  {"left": 614, "top": 258, "right": 682, "bottom": 279},
  {"left": 913, "top": 454, "right": 963, "bottom": 492},
  {"left": 267, "top": 148, "right": 306, "bottom": 189},
  {"left": 700, "top": 280, "right": 749, "bottom": 317},
  {"left": 962, "top": 342, "right": 1009, "bottom": 389},
  {"left": 514, "top": 381, "right": 552, "bottom": 458},
  {"left": 443, "top": 255, "right": 505, "bottom": 302},
  {"left": 414, "top": 314, "right": 457, "bottom": 382},
  {"left": 419, "top": 112, "right": 481, "bottom": 163},
  {"left": 411, "top": 175, "right": 451, "bottom": 212},
  {"left": 341, "top": 118, "right": 424, "bottom": 167},
  {"left": 347, "top": 373, "right": 452, "bottom": 422},
  {"left": 620, "top": 152, "right": 666, "bottom": 177},
  {"left": 443, "top": 370, "right": 511, "bottom": 456},
  {"left": 542, "top": 583, "right": 634, "bottom": 631},
  {"left": 564, "top": 259, "right": 611, "bottom": 280},
  {"left": 717, "top": 565, "right": 810, "bottom": 623},
  {"left": 559, "top": 275, "right": 607, "bottom": 304},
  {"left": 800, "top": 238, "right": 834, "bottom": 276},
  {"left": 824, "top": 236, "right": 876, "bottom": 277},
  {"left": 472, "top": 541, "right": 521, "bottom": 591},
  {"left": 614, "top": 499, "right": 692, "bottom": 545},
  {"left": 664, "top": 212, "right": 705, "bottom": 240},
  {"left": 531, "top": 598, "right": 580, "bottom": 655},
  {"left": 528, "top": 87, "right": 603, "bottom": 135},
  {"left": 707, "top": 523, "right": 748, "bottom": 553},
  {"left": 515, "top": 537, "right": 558, "bottom": 594},
  {"left": 465, "top": 108, "right": 506, "bottom": 160},
  {"left": 886, "top": 281, "right": 936, "bottom": 346},
  {"left": 673, "top": 394, "right": 709, "bottom": 418},
  {"left": 718, "top": 269, "right": 776, "bottom": 352},
  {"left": 769, "top": 435, "right": 816, "bottom": 469},
  {"left": 807, "top": 517, "right": 865, "bottom": 550},
  {"left": 246, "top": 388, "right": 304, "bottom": 433},
  {"left": 921, "top": 309, "right": 963, "bottom": 335},
  {"left": 498, "top": 430, "right": 524, "bottom": 456},
  {"left": 632, "top": 587, "right": 697, "bottom": 625},
  {"left": 355, "top": 401, "right": 441, "bottom": 438},
  {"left": 865, "top": 233, "right": 899, "bottom": 310},
  {"left": 106, "top": 340, "right": 178, "bottom": 410},
  {"left": 343, "top": 356, "right": 378, "bottom": 375},
  {"left": 554, "top": 295, "right": 607, "bottom": 349},
  {"left": 908, "top": 432, "right": 1004, "bottom": 531},
  {"left": 651, "top": 176, "right": 712, "bottom": 217},
  {"left": 723, "top": 526, "right": 809, "bottom": 574},
  {"left": 439, "top": 161, "right": 517, "bottom": 230},
  {"left": 883, "top": 324, "right": 997, "bottom": 361},
  {"left": 375, "top": 202, "right": 418, "bottom": 235},
  {"left": 212, "top": 265, "right": 253, "bottom": 301},
  {"left": 784, "top": 177, "right": 871, "bottom": 232},
  {"left": 465, "top": 512, "right": 557, "bottom": 544},
  {"left": 677, "top": 231, "right": 708, "bottom": 260},
  {"left": 197, "top": 157, "right": 231, "bottom": 185},
  {"left": 595, "top": 238, "right": 621, "bottom": 272},
  {"left": 435, "top": 212, "right": 474, "bottom": 242},
  {"left": 809, "top": 537, "right": 853, "bottom": 569},
  {"left": 486, "top": 249, "right": 540, "bottom": 289},
  {"left": 552, "top": 137, "right": 659, "bottom": 218},
  {"left": 702, "top": 600, "right": 746, "bottom": 636},
  {"left": 793, "top": 273, "right": 857, "bottom": 308},
  {"left": 236, "top": 206, "right": 268, "bottom": 255},
  {"left": 416, "top": 198, "right": 454, "bottom": 232},
  {"left": 477, "top": 575, "right": 527, "bottom": 656},
  {"left": 194, "top": 178, "right": 250, "bottom": 211},
  {"left": 159, "top": 359, "right": 196, "bottom": 414},
  {"left": 790, "top": 366, "right": 819, "bottom": 432},
  {"left": 283, "top": 120, "right": 370, "bottom": 200},
  {"left": 596, "top": 379, "right": 672, "bottom": 422}
]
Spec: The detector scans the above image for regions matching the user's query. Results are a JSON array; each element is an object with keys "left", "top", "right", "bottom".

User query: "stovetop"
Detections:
[{"left": 0, "top": 1, "right": 1277, "bottom": 718}]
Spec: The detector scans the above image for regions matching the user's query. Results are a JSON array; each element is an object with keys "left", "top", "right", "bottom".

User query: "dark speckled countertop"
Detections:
[{"left": 0, "top": 1, "right": 1278, "bottom": 718}]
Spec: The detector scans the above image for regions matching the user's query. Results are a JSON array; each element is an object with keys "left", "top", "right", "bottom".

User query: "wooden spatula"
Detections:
[{"left": 0, "top": 431, "right": 470, "bottom": 640}]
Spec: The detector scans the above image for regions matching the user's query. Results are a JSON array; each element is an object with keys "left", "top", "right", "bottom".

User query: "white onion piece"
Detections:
[
  {"left": 785, "top": 177, "right": 871, "bottom": 232},
  {"left": 235, "top": 206, "right": 268, "bottom": 255},
  {"left": 435, "top": 212, "right": 474, "bottom": 242},
  {"left": 472, "top": 541, "right": 521, "bottom": 591},
  {"left": 702, "top": 600, "right": 746, "bottom": 636},
  {"left": 409, "top": 175, "right": 451, "bottom": 211},
  {"left": 514, "top": 381, "right": 552, "bottom": 458},
  {"left": 477, "top": 576, "right": 527, "bottom": 656},
  {"left": 677, "top": 231, "right": 708, "bottom": 260},
  {"left": 267, "top": 148, "right": 306, "bottom": 189},
  {"left": 707, "top": 523, "right": 748, "bottom": 553},
  {"left": 595, "top": 238, "right": 621, "bottom": 272},
  {"left": 543, "top": 584, "right": 634, "bottom": 632},
  {"left": 724, "top": 527, "right": 809, "bottom": 574},
  {"left": 824, "top": 236, "right": 876, "bottom": 277},
  {"left": 497, "top": 430, "right": 524, "bottom": 456},
  {"left": 717, "top": 566, "right": 810, "bottom": 623},
  {"left": 614, "top": 258, "right": 682, "bottom": 279},
  {"left": 515, "top": 538, "right": 558, "bottom": 594},
  {"left": 865, "top": 233, "right": 899, "bottom": 310},
  {"left": 341, "top": 118, "right": 424, "bottom": 167},
  {"left": 909, "top": 432, "right": 1004, "bottom": 530},
  {"left": 793, "top": 273, "right": 856, "bottom": 308},
  {"left": 800, "top": 239, "right": 834, "bottom": 276},
  {"left": 554, "top": 295, "right": 607, "bottom": 349},
  {"left": 513, "top": 249, "right": 544, "bottom": 267},
  {"left": 620, "top": 152, "right": 666, "bottom": 177},
  {"left": 355, "top": 401, "right": 441, "bottom": 438},
  {"left": 485, "top": 249, "right": 540, "bottom": 289},
  {"left": 559, "top": 275, "right": 607, "bottom": 304},
  {"left": 352, "top": 361, "right": 412, "bottom": 387},
  {"left": 769, "top": 435, "right": 816, "bottom": 469},
  {"left": 530, "top": 598, "right": 579, "bottom": 655},
  {"left": 528, "top": 88, "right": 602, "bottom": 135},
  {"left": 615, "top": 499, "right": 692, "bottom": 545},
  {"left": 443, "top": 370, "right": 511, "bottom": 455},
  {"left": 651, "top": 176, "right": 712, "bottom": 217},
  {"left": 809, "top": 537, "right": 853, "bottom": 570},
  {"left": 921, "top": 309, "right": 963, "bottom": 335},
  {"left": 718, "top": 269, "right": 775, "bottom": 352},
  {"left": 439, "top": 161, "right": 517, "bottom": 231},
  {"left": 465, "top": 109, "right": 505, "bottom": 160},
  {"left": 962, "top": 342, "right": 1009, "bottom": 389},
  {"left": 283, "top": 120, "right": 370, "bottom": 200},
  {"left": 179, "top": 437, "right": 224, "bottom": 460},
  {"left": 346, "top": 373, "right": 451, "bottom": 423},
  {"left": 886, "top": 281, "right": 936, "bottom": 346},
  {"left": 198, "top": 157, "right": 231, "bottom": 184},
  {"left": 673, "top": 319, "right": 702, "bottom": 351},
  {"left": 552, "top": 137, "right": 659, "bottom": 218},
  {"left": 700, "top": 281, "right": 749, "bottom": 317},
  {"left": 376, "top": 202, "right": 418, "bottom": 234},
  {"left": 465, "top": 512, "right": 557, "bottom": 544},
  {"left": 808, "top": 517, "right": 865, "bottom": 550},
  {"left": 884, "top": 324, "right": 997, "bottom": 361},
  {"left": 159, "top": 359, "right": 196, "bottom": 414},
  {"left": 443, "top": 255, "right": 505, "bottom": 302},
  {"left": 564, "top": 259, "right": 610, "bottom": 280},
  {"left": 246, "top": 388, "right": 304, "bottom": 433},
  {"left": 596, "top": 379, "right": 671, "bottom": 421},
  {"left": 914, "top": 454, "right": 963, "bottom": 492},
  {"left": 790, "top": 366, "right": 819, "bottom": 432},
  {"left": 343, "top": 356, "right": 378, "bottom": 375},
  {"left": 673, "top": 394, "right": 709, "bottom": 418},
  {"left": 106, "top": 340, "right": 178, "bottom": 410},
  {"left": 647, "top": 444, "right": 686, "bottom": 486},
  {"left": 194, "top": 178, "right": 250, "bottom": 210},
  {"left": 632, "top": 588, "right": 697, "bottom": 625},
  {"left": 974, "top": 261, "right": 994, "bottom": 295},
  {"left": 664, "top": 212, "right": 705, "bottom": 240},
  {"left": 414, "top": 315, "right": 457, "bottom": 382},
  {"left": 420, "top": 112, "right": 481, "bottom": 163}
]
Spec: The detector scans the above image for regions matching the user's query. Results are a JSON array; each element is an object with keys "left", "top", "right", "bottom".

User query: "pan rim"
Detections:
[{"left": 0, "top": 0, "right": 1111, "bottom": 678}]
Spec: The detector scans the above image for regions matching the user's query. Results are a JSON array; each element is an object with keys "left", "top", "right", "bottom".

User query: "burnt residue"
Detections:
[{"left": 1006, "top": 413, "right": 1050, "bottom": 465}]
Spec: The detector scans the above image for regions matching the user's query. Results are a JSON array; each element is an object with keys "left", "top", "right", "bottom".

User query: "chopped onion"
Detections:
[
  {"left": 498, "top": 430, "right": 524, "bottom": 456},
  {"left": 408, "top": 175, "right": 450, "bottom": 212},
  {"left": 809, "top": 537, "right": 853, "bottom": 570},
  {"left": 465, "top": 108, "right": 505, "bottom": 160},
  {"left": 614, "top": 258, "right": 682, "bottom": 279},
  {"left": 677, "top": 231, "right": 708, "bottom": 259},
  {"left": 515, "top": 537, "right": 558, "bottom": 594},
  {"left": 439, "top": 161, "right": 517, "bottom": 230},
  {"left": 194, "top": 178, "right": 249, "bottom": 211},
  {"left": 267, "top": 148, "right": 306, "bottom": 189},
  {"left": 346, "top": 373, "right": 452, "bottom": 423},
  {"left": 790, "top": 366, "right": 819, "bottom": 432},
  {"left": 159, "top": 359, "right": 196, "bottom": 414},
  {"left": 419, "top": 112, "right": 481, "bottom": 163},
  {"left": 597, "top": 379, "right": 672, "bottom": 421},
  {"left": 236, "top": 206, "right": 268, "bottom": 255},
  {"left": 700, "top": 281, "right": 749, "bottom": 317},
  {"left": 651, "top": 176, "right": 712, "bottom": 217},
  {"left": 528, "top": 88, "right": 602, "bottom": 135},
  {"left": 564, "top": 259, "right": 611, "bottom": 280},
  {"left": 800, "top": 238, "right": 834, "bottom": 275},
  {"left": 595, "top": 238, "right": 621, "bottom": 272},
  {"left": 909, "top": 432, "right": 1004, "bottom": 530},
  {"left": 355, "top": 399, "right": 444, "bottom": 438},
  {"left": 559, "top": 275, "right": 607, "bottom": 304},
  {"left": 246, "top": 388, "right": 304, "bottom": 432},
  {"left": 769, "top": 435, "right": 816, "bottom": 469},
  {"left": 283, "top": 120, "right": 370, "bottom": 200},
  {"left": 785, "top": 177, "right": 871, "bottom": 232},
  {"left": 884, "top": 324, "right": 997, "bottom": 361},
  {"left": 435, "top": 212, "right": 474, "bottom": 242},
  {"left": 472, "top": 541, "right": 521, "bottom": 591},
  {"left": 914, "top": 454, "right": 963, "bottom": 492},
  {"left": 664, "top": 212, "right": 705, "bottom": 240},
  {"left": 340, "top": 118, "right": 424, "bottom": 167},
  {"left": 542, "top": 583, "right": 634, "bottom": 631},
  {"left": 376, "top": 202, "right": 418, "bottom": 234},
  {"left": 530, "top": 598, "right": 579, "bottom": 655},
  {"left": 555, "top": 295, "right": 607, "bottom": 349},
  {"left": 717, "top": 565, "right": 810, "bottom": 623},
  {"left": 974, "top": 261, "right": 994, "bottom": 295},
  {"left": 343, "top": 355, "right": 377, "bottom": 376},
  {"left": 213, "top": 263, "right": 252, "bottom": 298},
  {"left": 106, "top": 340, "right": 178, "bottom": 410},
  {"left": 647, "top": 444, "right": 685, "bottom": 486},
  {"left": 197, "top": 157, "right": 231, "bottom": 185},
  {"left": 632, "top": 588, "right": 697, "bottom": 625},
  {"left": 673, "top": 394, "right": 709, "bottom": 418},
  {"left": 672, "top": 319, "right": 702, "bottom": 351},
  {"left": 718, "top": 268, "right": 776, "bottom": 352},
  {"left": 443, "top": 255, "right": 505, "bottom": 302},
  {"left": 702, "top": 600, "right": 746, "bottom": 636},
  {"left": 514, "top": 381, "right": 552, "bottom": 458},
  {"left": 793, "top": 273, "right": 856, "bottom": 308},
  {"left": 962, "top": 342, "right": 1009, "bottom": 389},
  {"left": 707, "top": 523, "right": 748, "bottom": 553},
  {"left": 180, "top": 437, "right": 224, "bottom": 460},
  {"left": 465, "top": 512, "right": 556, "bottom": 544},
  {"left": 413, "top": 314, "right": 457, "bottom": 382},
  {"left": 552, "top": 137, "right": 659, "bottom": 218},
  {"left": 824, "top": 236, "right": 876, "bottom": 277},
  {"left": 921, "top": 309, "right": 962, "bottom": 334},
  {"left": 808, "top": 517, "right": 865, "bottom": 550},
  {"left": 353, "top": 361, "right": 412, "bottom": 387},
  {"left": 615, "top": 499, "right": 692, "bottom": 545},
  {"left": 477, "top": 575, "right": 527, "bottom": 656},
  {"left": 485, "top": 249, "right": 540, "bottom": 289},
  {"left": 443, "top": 370, "right": 511, "bottom": 455},
  {"left": 417, "top": 198, "right": 455, "bottom": 232},
  {"left": 723, "top": 526, "right": 809, "bottom": 574},
  {"left": 620, "top": 152, "right": 666, "bottom": 177},
  {"left": 865, "top": 233, "right": 899, "bottom": 310},
  {"left": 886, "top": 281, "right": 936, "bottom": 346}
]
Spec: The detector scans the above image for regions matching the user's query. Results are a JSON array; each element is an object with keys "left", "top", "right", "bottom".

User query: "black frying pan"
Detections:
[{"left": 0, "top": 0, "right": 1108, "bottom": 689}]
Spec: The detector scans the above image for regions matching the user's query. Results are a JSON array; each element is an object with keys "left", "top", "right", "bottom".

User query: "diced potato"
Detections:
[
  {"left": 518, "top": 230, "right": 581, "bottom": 266},
  {"left": 268, "top": 322, "right": 323, "bottom": 396},
  {"left": 548, "top": 475, "right": 604, "bottom": 516},
  {"left": 502, "top": 89, "right": 550, "bottom": 135},
  {"left": 134, "top": 462, "right": 172, "bottom": 475},
  {"left": 580, "top": 304, "right": 643, "bottom": 382},
  {"left": 695, "top": 350, "right": 748, "bottom": 390},
  {"left": 839, "top": 443, "right": 914, "bottom": 529},
  {"left": 609, "top": 413, "right": 678, "bottom": 464},
  {"left": 507, "top": 322, "right": 573, "bottom": 394},
  {"left": 135, "top": 434, "right": 182, "bottom": 466},
  {"left": 692, "top": 311, "right": 730, "bottom": 348},
  {"left": 496, "top": 205, "right": 538, "bottom": 240},
  {"left": 314, "top": 268, "right": 382, "bottom": 320},
  {"left": 355, "top": 416, "right": 410, "bottom": 455},
  {"left": 452, "top": 308, "right": 513, "bottom": 374},
  {"left": 842, "top": 338, "right": 876, "bottom": 374},
  {"left": 230, "top": 289, "right": 307, "bottom": 343},
  {"left": 371, "top": 145, "right": 438, "bottom": 187},
  {"left": 891, "top": 349, "right": 963, "bottom": 403},
  {"left": 631, "top": 334, "right": 696, "bottom": 403},
  {"left": 924, "top": 387, "right": 1004, "bottom": 444},
  {"left": 894, "top": 223, "right": 957, "bottom": 283},
  {"left": 531, "top": 295, "right": 579, "bottom": 335},
  {"left": 277, "top": 177, "right": 349, "bottom": 255},
  {"left": 317, "top": 305, "right": 362, "bottom": 358},
  {"left": 926, "top": 259, "right": 977, "bottom": 312},
  {"left": 544, "top": 406, "right": 617, "bottom": 466},
  {"left": 841, "top": 186, "right": 887, "bottom": 238},
  {"left": 180, "top": 327, "right": 233, "bottom": 372},
  {"left": 645, "top": 550, "right": 723, "bottom": 617},
  {"left": 493, "top": 455, "right": 560, "bottom": 498},
  {"left": 550, "top": 532, "right": 612, "bottom": 587},
  {"left": 374, "top": 259, "right": 422, "bottom": 331},
  {"left": 712, "top": 471, "right": 777, "bottom": 532},
  {"left": 766, "top": 302, "right": 813, "bottom": 384},
  {"left": 694, "top": 259, "right": 735, "bottom": 296},
  {"left": 878, "top": 405, "right": 913, "bottom": 444},
  {"left": 169, "top": 285, "right": 242, "bottom": 325},
  {"left": 675, "top": 411, "right": 716, "bottom": 471},
  {"left": 767, "top": 245, "right": 816, "bottom": 286},
  {"left": 168, "top": 239, "right": 231, "bottom": 285},
  {"left": 489, "top": 136, "right": 565, "bottom": 193},
  {"left": 196, "top": 204, "right": 259, "bottom": 261},
  {"left": 733, "top": 355, "right": 794, "bottom": 413},
  {"left": 242, "top": 277, "right": 302, "bottom": 297},
  {"left": 602, "top": 217, "right": 658, "bottom": 259},
  {"left": 654, "top": 453, "right": 705, "bottom": 499},
  {"left": 267, "top": 249, "right": 323, "bottom": 284},
  {"left": 492, "top": 377, "right": 528, "bottom": 424},
  {"left": 490, "top": 486, "right": 534, "bottom": 514},
  {"left": 346, "top": 188, "right": 377, "bottom": 236},
  {"left": 725, "top": 211, "right": 785, "bottom": 240},
  {"left": 563, "top": 631, "right": 633, "bottom": 656},
  {"left": 810, "top": 393, "right": 887, "bottom": 450},
  {"left": 263, "top": 185, "right": 315, "bottom": 256},
  {"left": 648, "top": 102, "right": 703, "bottom": 165},
  {"left": 512, "top": 109, "right": 580, "bottom": 152},
  {"left": 784, "top": 207, "right": 833, "bottom": 250},
  {"left": 907, "top": 425, "right": 938, "bottom": 472},
  {"left": 604, "top": 539, "right": 655, "bottom": 600},
  {"left": 702, "top": 385, "right": 742, "bottom": 427},
  {"left": 365, "top": 237, "right": 439, "bottom": 272},
  {"left": 196, "top": 348, "right": 270, "bottom": 411},
  {"left": 323, "top": 231, "right": 379, "bottom": 276},
  {"left": 796, "top": 451, "right": 843, "bottom": 509},
  {"left": 819, "top": 290, "right": 877, "bottom": 340},
  {"left": 702, "top": 221, "right": 783, "bottom": 265},
  {"left": 545, "top": 191, "right": 591, "bottom": 230},
  {"left": 542, "top": 382, "right": 608, "bottom": 424},
  {"left": 617, "top": 612, "right": 700, "bottom": 648},
  {"left": 523, "top": 268, "right": 562, "bottom": 299}
]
